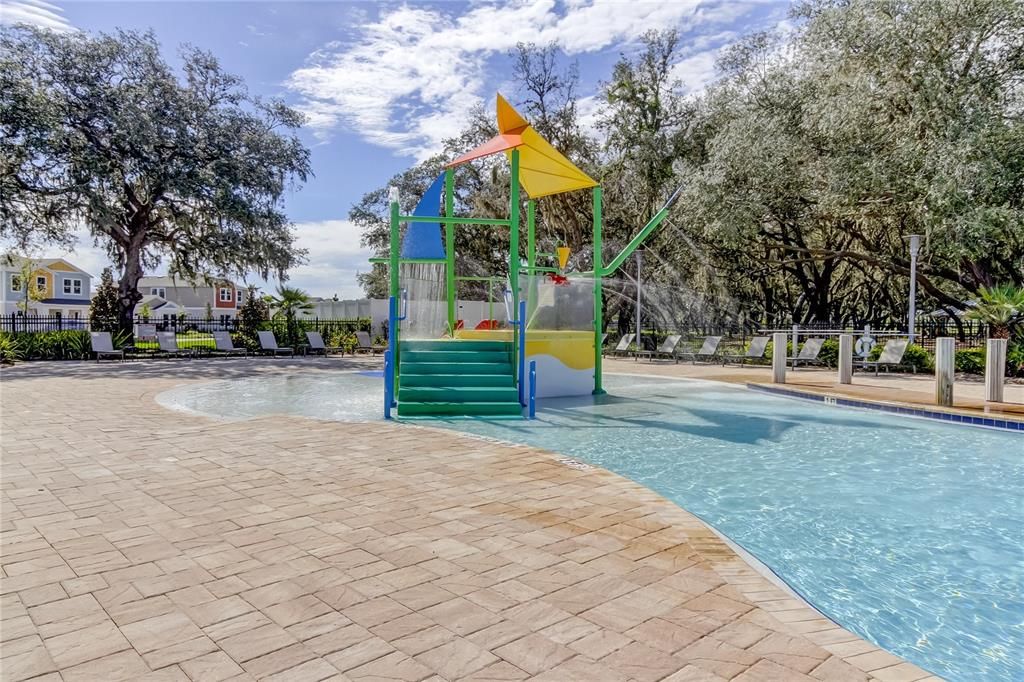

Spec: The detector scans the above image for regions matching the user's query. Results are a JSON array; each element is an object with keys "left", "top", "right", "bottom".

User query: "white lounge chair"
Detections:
[
  {"left": 157, "top": 331, "right": 196, "bottom": 358},
  {"left": 721, "top": 336, "right": 769, "bottom": 366},
  {"left": 677, "top": 336, "right": 722, "bottom": 363},
  {"left": 606, "top": 334, "right": 634, "bottom": 357},
  {"left": 636, "top": 334, "right": 682, "bottom": 362},
  {"left": 789, "top": 338, "right": 824, "bottom": 369},
  {"left": 212, "top": 331, "right": 248, "bottom": 357},
  {"left": 306, "top": 331, "right": 344, "bottom": 356},
  {"left": 856, "top": 338, "right": 910, "bottom": 375},
  {"left": 354, "top": 331, "right": 384, "bottom": 355},
  {"left": 258, "top": 331, "right": 293, "bottom": 357},
  {"left": 90, "top": 332, "right": 124, "bottom": 362}
]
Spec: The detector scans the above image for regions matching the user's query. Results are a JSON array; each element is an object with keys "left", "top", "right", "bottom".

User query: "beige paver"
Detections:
[{"left": 0, "top": 358, "right": 931, "bottom": 680}]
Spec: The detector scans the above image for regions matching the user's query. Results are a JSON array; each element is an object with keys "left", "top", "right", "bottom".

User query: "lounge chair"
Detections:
[
  {"left": 354, "top": 331, "right": 384, "bottom": 355},
  {"left": 789, "top": 337, "right": 824, "bottom": 369},
  {"left": 157, "top": 331, "right": 196, "bottom": 359},
  {"left": 721, "top": 336, "right": 769, "bottom": 366},
  {"left": 636, "top": 334, "right": 682, "bottom": 362},
  {"left": 677, "top": 336, "right": 722, "bottom": 363},
  {"left": 90, "top": 332, "right": 124, "bottom": 362},
  {"left": 211, "top": 331, "right": 248, "bottom": 357},
  {"left": 258, "top": 331, "right": 293, "bottom": 357},
  {"left": 306, "top": 331, "right": 344, "bottom": 356},
  {"left": 856, "top": 338, "right": 910, "bottom": 375},
  {"left": 605, "top": 333, "right": 634, "bottom": 357}
]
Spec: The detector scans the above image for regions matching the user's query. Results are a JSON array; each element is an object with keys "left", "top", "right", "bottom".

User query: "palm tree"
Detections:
[
  {"left": 966, "top": 284, "right": 1024, "bottom": 339},
  {"left": 265, "top": 285, "right": 313, "bottom": 346}
]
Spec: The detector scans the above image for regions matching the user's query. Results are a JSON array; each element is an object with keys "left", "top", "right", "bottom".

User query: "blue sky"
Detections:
[{"left": 2, "top": 0, "right": 788, "bottom": 298}]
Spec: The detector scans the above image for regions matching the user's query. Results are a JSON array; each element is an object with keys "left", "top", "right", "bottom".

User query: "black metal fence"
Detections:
[{"left": 0, "top": 314, "right": 374, "bottom": 336}]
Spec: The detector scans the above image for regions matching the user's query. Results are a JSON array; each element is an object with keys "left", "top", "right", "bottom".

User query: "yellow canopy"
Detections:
[{"left": 448, "top": 94, "right": 597, "bottom": 199}]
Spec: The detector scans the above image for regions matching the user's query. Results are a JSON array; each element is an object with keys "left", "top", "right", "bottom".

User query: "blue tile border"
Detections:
[{"left": 746, "top": 383, "right": 1024, "bottom": 433}]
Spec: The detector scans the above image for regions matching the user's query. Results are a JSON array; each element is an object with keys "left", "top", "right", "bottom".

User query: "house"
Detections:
[
  {"left": 135, "top": 276, "right": 242, "bottom": 324},
  {"left": 0, "top": 255, "right": 93, "bottom": 320}
]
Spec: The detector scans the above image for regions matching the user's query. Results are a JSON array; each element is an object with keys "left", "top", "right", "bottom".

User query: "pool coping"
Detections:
[{"left": 746, "top": 383, "right": 1024, "bottom": 432}]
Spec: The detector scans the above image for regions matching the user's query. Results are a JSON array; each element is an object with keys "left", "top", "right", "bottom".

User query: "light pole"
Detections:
[
  {"left": 635, "top": 250, "right": 643, "bottom": 352},
  {"left": 905, "top": 235, "right": 922, "bottom": 343}
]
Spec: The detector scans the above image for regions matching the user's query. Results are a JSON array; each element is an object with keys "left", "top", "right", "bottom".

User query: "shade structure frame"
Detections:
[{"left": 446, "top": 94, "right": 596, "bottom": 200}]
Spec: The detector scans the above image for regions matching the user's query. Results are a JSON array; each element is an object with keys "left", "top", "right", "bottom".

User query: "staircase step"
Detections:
[
  {"left": 399, "top": 386, "right": 519, "bottom": 403},
  {"left": 401, "top": 362, "right": 513, "bottom": 375},
  {"left": 401, "top": 373, "right": 515, "bottom": 388},
  {"left": 402, "top": 340, "right": 510, "bottom": 352},
  {"left": 397, "top": 401, "right": 523, "bottom": 417},
  {"left": 402, "top": 350, "right": 510, "bottom": 364}
]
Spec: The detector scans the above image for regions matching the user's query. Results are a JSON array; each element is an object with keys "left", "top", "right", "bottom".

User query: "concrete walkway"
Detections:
[{"left": 1, "top": 359, "right": 938, "bottom": 681}]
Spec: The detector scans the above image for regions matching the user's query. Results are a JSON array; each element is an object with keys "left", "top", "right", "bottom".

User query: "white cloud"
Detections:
[
  {"left": 670, "top": 49, "right": 721, "bottom": 95},
  {"left": 0, "top": 0, "right": 73, "bottom": 32},
  {"left": 269, "top": 219, "right": 371, "bottom": 300},
  {"left": 287, "top": 0, "right": 762, "bottom": 159}
]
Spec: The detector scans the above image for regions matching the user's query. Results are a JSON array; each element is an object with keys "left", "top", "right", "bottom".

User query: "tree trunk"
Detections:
[
  {"left": 117, "top": 245, "right": 145, "bottom": 338},
  {"left": 991, "top": 324, "right": 1009, "bottom": 339}
]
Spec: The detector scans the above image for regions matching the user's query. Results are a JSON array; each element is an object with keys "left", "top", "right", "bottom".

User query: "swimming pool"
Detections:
[{"left": 158, "top": 372, "right": 1024, "bottom": 681}]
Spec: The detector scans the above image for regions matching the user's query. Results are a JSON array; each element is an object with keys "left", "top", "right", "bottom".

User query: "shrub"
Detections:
[
  {"left": 902, "top": 344, "right": 933, "bottom": 371},
  {"left": 1007, "top": 341, "right": 1024, "bottom": 377},
  {"left": 763, "top": 339, "right": 793, "bottom": 360},
  {"left": 0, "top": 334, "right": 23, "bottom": 364},
  {"left": 2, "top": 330, "right": 93, "bottom": 360},
  {"left": 955, "top": 348, "right": 985, "bottom": 374},
  {"left": 818, "top": 339, "right": 839, "bottom": 367}
]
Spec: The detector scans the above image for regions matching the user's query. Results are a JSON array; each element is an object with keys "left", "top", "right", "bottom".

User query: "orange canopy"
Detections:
[{"left": 447, "top": 94, "right": 597, "bottom": 199}]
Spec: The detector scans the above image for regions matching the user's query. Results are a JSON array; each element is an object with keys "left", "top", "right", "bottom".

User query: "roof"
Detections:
[
  {"left": 138, "top": 276, "right": 236, "bottom": 288},
  {"left": 447, "top": 94, "right": 597, "bottom": 199},
  {"left": 40, "top": 298, "right": 92, "bottom": 306},
  {"left": 1, "top": 255, "right": 92, "bottom": 277}
]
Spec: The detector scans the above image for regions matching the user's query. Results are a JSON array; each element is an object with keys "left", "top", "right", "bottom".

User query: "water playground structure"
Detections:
[{"left": 375, "top": 94, "right": 681, "bottom": 418}]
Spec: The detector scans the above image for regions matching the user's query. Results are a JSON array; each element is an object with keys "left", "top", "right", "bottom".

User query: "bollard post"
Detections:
[
  {"left": 529, "top": 360, "right": 537, "bottom": 419},
  {"left": 985, "top": 338, "right": 1007, "bottom": 403},
  {"left": 838, "top": 334, "right": 853, "bottom": 384},
  {"left": 772, "top": 332, "right": 787, "bottom": 384},
  {"left": 935, "top": 337, "right": 955, "bottom": 407}
]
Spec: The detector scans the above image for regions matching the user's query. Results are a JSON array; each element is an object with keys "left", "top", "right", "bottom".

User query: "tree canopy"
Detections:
[
  {"left": 0, "top": 26, "right": 311, "bottom": 332},
  {"left": 353, "top": 0, "right": 1024, "bottom": 333}
]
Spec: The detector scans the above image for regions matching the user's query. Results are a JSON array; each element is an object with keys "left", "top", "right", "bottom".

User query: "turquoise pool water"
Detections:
[{"left": 158, "top": 372, "right": 1024, "bottom": 681}]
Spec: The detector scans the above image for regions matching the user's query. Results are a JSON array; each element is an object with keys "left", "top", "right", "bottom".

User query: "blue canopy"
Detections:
[{"left": 400, "top": 173, "right": 446, "bottom": 260}]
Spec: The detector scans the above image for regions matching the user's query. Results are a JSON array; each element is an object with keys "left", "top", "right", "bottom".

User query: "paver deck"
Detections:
[{"left": 0, "top": 359, "right": 940, "bottom": 681}]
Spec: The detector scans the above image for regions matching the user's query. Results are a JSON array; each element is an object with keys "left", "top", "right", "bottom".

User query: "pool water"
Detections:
[{"left": 158, "top": 372, "right": 1024, "bottom": 681}]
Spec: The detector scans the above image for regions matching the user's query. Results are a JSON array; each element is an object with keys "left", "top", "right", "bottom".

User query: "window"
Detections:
[
  {"left": 219, "top": 287, "right": 232, "bottom": 302},
  {"left": 35, "top": 276, "right": 46, "bottom": 292},
  {"left": 71, "top": 311, "right": 80, "bottom": 320},
  {"left": 63, "top": 278, "right": 82, "bottom": 295},
  {"left": 10, "top": 275, "right": 21, "bottom": 292},
  {"left": 150, "top": 287, "right": 166, "bottom": 298}
]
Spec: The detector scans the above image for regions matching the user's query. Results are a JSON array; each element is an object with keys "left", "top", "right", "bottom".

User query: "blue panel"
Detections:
[{"left": 400, "top": 173, "right": 446, "bottom": 259}]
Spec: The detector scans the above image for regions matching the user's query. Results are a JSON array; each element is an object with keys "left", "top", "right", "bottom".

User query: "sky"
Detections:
[{"left": 1, "top": 0, "right": 789, "bottom": 299}]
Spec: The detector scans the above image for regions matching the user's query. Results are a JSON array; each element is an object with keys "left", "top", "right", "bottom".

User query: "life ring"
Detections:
[{"left": 855, "top": 336, "right": 874, "bottom": 357}]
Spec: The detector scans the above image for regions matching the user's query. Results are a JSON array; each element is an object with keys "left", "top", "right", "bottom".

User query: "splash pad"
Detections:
[{"left": 373, "top": 94, "right": 680, "bottom": 418}]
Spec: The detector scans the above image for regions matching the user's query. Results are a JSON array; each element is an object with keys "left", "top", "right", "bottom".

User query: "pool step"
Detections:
[
  {"left": 400, "top": 373, "right": 515, "bottom": 388},
  {"left": 398, "top": 386, "right": 519, "bottom": 403},
  {"left": 397, "top": 339, "right": 522, "bottom": 419},
  {"left": 396, "top": 401, "right": 523, "bottom": 417},
  {"left": 402, "top": 349, "right": 511, "bottom": 364}
]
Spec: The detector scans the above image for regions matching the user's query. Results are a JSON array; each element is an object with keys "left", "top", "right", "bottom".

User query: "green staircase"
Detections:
[{"left": 397, "top": 339, "right": 523, "bottom": 418}]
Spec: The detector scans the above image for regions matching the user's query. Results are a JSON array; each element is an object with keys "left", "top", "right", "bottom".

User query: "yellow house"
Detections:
[{"left": 1, "top": 256, "right": 94, "bottom": 319}]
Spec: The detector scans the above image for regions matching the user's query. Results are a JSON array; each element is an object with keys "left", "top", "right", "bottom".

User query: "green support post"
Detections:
[
  {"left": 509, "top": 149, "right": 521, "bottom": 383},
  {"left": 389, "top": 199, "right": 400, "bottom": 298},
  {"left": 592, "top": 186, "right": 605, "bottom": 395},
  {"left": 527, "top": 198, "right": 536, "bottom": 318},
  {"left": 444, "top": 168, "right": 456, "bottom": 333}
]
